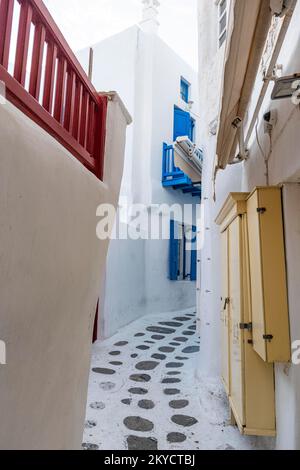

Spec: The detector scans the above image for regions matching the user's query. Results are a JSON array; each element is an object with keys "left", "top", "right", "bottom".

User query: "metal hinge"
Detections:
[
  {"left": 257, "top": 207, "right": 267, "bottom": 214},
  {"left": 240, "top": 322, "right": 252, "bottom": 331},
  {"left": 263, "top": 334, "right": 274, "bottom": 342}
]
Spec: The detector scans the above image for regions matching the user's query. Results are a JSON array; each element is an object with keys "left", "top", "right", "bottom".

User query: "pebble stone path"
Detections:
[{"left": 83, "top": 309, "right": 274, "bottom": 450}]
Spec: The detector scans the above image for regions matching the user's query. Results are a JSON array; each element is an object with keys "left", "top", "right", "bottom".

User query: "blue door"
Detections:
[{"left": 173, "top": 106, "right": 193, "bottom": 141}]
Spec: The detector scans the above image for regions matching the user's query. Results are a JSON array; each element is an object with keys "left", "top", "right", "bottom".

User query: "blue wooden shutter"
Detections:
[
  {"left": 169, "top": 220, "right": 179, "bottom": 281},
  {"left": 190, "top": 225, "right": 197, "bottom": 281},
  {"left": 173, "top": 107, "right": 192, "bottom": 141}
]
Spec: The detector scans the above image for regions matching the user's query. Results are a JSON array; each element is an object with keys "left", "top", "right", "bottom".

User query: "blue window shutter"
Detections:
[
  {"left": 180, "top": 78, "right": 190, "bottom": 103},
  {"left": 169, "top": 220, "right": 179, "bottom": 281},
  {"left": 174, "top": 107, "right": 192, "bottom": 141},
  {"left": 190, "top": 118, "right": 195, "bottom": 142},
  {"left": 190, "top": 226, "right": 197, "bottom": 281}
]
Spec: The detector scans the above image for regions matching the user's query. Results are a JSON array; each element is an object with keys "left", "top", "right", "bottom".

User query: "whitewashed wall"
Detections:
[
  {"left": 198, "top": 0, "right": 300, "bottom": 450},
  {"left": 77, "top": 25, "right": 199, "bottom": 337},
  {"left": 0, "top": 95, "right": 128, "bottom": 449}
]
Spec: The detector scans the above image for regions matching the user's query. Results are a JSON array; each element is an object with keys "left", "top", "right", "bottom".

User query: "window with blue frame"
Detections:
[
  {"left": 169, "top": 220, "right": 197, "bottom": 282},
  {"left": 173, "top": 106, "right": 195, "bottom": 143},
  {"left": 180, "top": 77, "right": 190, "bottom": 103}
]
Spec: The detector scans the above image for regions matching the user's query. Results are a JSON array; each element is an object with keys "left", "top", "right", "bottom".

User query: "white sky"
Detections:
[{"left": 43, "top": 0, "right": 198, "bottom": 70}]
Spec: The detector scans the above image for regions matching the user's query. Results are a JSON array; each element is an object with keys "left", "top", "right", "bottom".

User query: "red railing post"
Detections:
[
  {"left": 14, "top": 0, "right": 33, "bottom": 86},
  {"left": 86, "top": 100, "right": 95, "bottom": 155},
  {"left": 0, "top": 0, "right": 15, "bottom": 69},
  {"left": 42, "top": 41, "right": 57, "bottom": 112},
  {"left": 53, "top": 55, "right": 67, "bottom": 123},
  {"left": 64, "top": 68, "right": 76, "bottom": 132},
  {"left": 79, "top": 91, "right": 89, "bottom": 148},
  {"left": 94, "top": 95, "right": 107, "bottom": 180},
  {"left": 72, "top": 81, "right": 83, "bottom": 141},
  {"left": 29, "top": 22, "right": 46, "bottom": 99}
]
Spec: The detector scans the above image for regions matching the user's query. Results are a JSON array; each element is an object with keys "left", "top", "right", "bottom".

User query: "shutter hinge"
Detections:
[
  {"left": 263, "top": 334, "right": 274, "bottom": 342},
  {"left": 257, "top": 207, "right": 266, "bottom": 214},
  {"left": 240, "top": 322, "right": 252, "bottom": 331}
]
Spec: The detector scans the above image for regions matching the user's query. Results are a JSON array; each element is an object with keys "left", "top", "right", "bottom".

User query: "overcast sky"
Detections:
[{"left": 43, "top": 0, "right": 198, "bottom": 70}]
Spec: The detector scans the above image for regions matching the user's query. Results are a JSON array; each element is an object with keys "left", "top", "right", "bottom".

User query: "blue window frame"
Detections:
[
  {"left": 169, "top": 220, "right": 197, "bottom": 282},
  {"left": 180, "top": 77, "right": 190, "bottom": 103}
]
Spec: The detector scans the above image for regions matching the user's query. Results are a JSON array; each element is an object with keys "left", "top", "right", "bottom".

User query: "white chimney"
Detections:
[{"left": 140, "top": 0, "right": 160, "bottom": 34}]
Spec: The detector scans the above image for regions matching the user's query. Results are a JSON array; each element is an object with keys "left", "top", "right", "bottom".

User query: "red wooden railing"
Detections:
[{"left": 0, "top": 0, "right": 107, "bottom": 179}]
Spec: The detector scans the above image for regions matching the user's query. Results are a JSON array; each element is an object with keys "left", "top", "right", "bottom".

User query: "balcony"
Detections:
[{"left": 162, "top": 137, "right": 203, "bottom": 198}]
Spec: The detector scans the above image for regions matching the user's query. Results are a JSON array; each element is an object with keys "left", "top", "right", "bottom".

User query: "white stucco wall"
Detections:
[
  {"left": 198, "top": 0, "right": 300, "bottom": 450},
  {"left": 0, "top": 95, "right": 128, "bottom": 449},
  {"left": 78, "top": 25, "right": 199, "bottom": 338}
]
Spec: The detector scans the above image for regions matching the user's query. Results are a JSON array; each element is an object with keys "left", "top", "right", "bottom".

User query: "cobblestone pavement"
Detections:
[{"left": 83, "top": 309, "right": 274, "bottom": 450}]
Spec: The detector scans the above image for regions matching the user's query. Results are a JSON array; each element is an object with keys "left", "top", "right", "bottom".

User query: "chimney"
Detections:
[{"left": 140, "top": 0, "right": 160, "bottom": 34}]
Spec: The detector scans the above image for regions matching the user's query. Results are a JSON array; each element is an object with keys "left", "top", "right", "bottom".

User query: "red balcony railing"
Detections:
[{"left": 0, "top": 0, "right": 107, "bottom": 179}]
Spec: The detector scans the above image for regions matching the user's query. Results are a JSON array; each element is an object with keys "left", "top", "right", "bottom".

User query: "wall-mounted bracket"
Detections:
[
  {"left": 231, "top": 117, "right": 249, "bottom": 163},
  {"left": 240, "top": 323, "right": 253, "bottom": 332}
]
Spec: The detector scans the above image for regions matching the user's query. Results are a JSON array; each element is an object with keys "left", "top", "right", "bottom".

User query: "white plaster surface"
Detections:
[
  {"left": 83, "top": 309, "right": 273, "bottom": 450},
  {"left": 0, "top": 95, "right": 129, "bottom": 450},
  {"left": 77, "top": 26, "right": 199, "bottom": 339}
]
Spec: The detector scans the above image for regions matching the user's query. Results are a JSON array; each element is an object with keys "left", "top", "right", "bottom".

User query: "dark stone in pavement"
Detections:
[
  {"left": 171, "top": 415, "right": 198, "bottom": 427},
  {"left": 114, "top": 341, "right": 128, "bottom": 346},
  {"left": 162, "top": 378, "right": 181, "bottom": 384},
  {"left": 167, "top": 432, "right": 187, "bottom": 443},
  {"left": 146, "top": 326, "right": 176, "bottom": 334},
  {"left": 159, "top": 346, "right": 175, "bottom": 353},
  {"left": 138, "top": 399, "right": 155, "bottom": 410},
  {"left": 182, "top": 346, "right": 200, "bottom": 354},
  {"left": 174, "top": 337, "right": 188, "bottom": 343},
  {"left": 121, "top": 399, "right": 132, "bottom": 405},
  {"left": 159, "top": 322, "right": 183, "bottom": 327},
  {"left": 130, "top": 374, "right": 151, "bottom": 383},
  {"left": 92, "top": 368, "right": 115, "bottom": 375},
  {"left": 124, "top": 416, "right": 154, "bottom": 432},
  {"left": 128, "top": 388, "right": 148, "bottom": 395},
  {"left": 166, "top": 362, "right": 184, "bottom": 368},
  {"left": 164, "top": 388, "right": 181, "bottom": 395},
  {"left": 169, "top": 400, "right": 189, "bottom": 409},
  {"left": 136, "top": 361, "right": 159, "bottom": 371},
  {"left": 82, "top": 443, "right": 99, "bottom": 450},
  {"left": 127, "top": 436, "right": 158, "bottom": 451},
  {"left": 152, "top": 353, "right": 166, "bottom": 360}
]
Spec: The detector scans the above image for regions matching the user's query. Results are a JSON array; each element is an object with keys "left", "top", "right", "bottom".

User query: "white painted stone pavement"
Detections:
[{"left": 83, "top": 309, "right": 274, "bottom": 450}]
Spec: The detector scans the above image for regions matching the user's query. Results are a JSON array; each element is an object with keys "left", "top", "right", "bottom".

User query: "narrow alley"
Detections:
[{"left": 83, "top": 310, "right": 273, "bottom": 451}]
